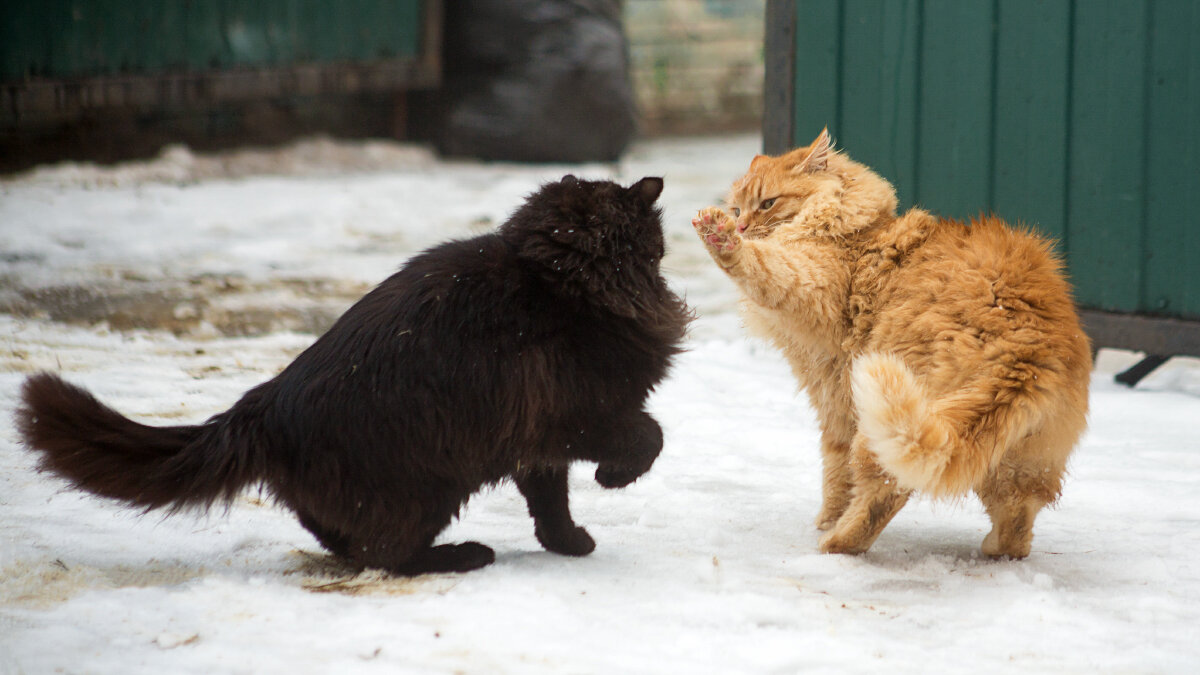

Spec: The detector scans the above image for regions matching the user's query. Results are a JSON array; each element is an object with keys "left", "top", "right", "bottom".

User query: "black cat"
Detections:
[{"left": 16, "top": 175, "right": 690, "bottom": 575}]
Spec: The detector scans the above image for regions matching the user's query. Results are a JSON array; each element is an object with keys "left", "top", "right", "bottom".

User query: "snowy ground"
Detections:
[{"left": 1, "top": 134, "right": 1198, "bottom": 674}]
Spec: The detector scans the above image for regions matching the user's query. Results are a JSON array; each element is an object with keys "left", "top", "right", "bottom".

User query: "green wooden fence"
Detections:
[
  {"left": 1, "top": 1, "right": 424, "bottom": 80},
  {"left": 764, "top": 0, "right": 1200, "bottom": 356},
  {"left": 1, "top": 0, "right": 440, "bottom": 115}
]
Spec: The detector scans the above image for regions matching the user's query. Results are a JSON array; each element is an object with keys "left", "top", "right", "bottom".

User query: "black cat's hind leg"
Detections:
[
  {"left": 591, "top": 410, "right": 664, "bottom": 489},
  {"left": 389, "top": 542, "right": 496, "bottom": 575},
  {"left": 516, "top": 466, "right": 595, "bottom": 556},
  {"left": 350, "top": 498, "right": 496, "bottom": 576},
  {"left": 297, "top": 511, "right": 353, "bottom": 558}
]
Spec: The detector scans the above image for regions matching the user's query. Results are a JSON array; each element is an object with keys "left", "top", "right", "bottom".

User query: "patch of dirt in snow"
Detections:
[
  {"left": 0, "top": 550, "right": 458, "bottom": 607},
  {"left": 0, "top": 558, "right": 206, "bottom": 608},
  {"left": 0, "top": 273, "right": 368, "bottom": 338},
  {"left": 288, "top": 552, "right": 459, "bottom": 597},
  {"left": 0, "top": 139, "right": 436, "bottom": 340}
]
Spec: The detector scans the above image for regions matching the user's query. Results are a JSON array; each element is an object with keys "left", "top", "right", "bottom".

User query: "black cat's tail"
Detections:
[{"left": 15, "top": 372, "right": 264, "bottom": 513}]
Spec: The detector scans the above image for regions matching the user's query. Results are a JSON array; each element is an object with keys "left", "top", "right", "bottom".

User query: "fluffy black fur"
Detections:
[{"left": 16, "top": 175, "right": 689, "bottom": 575}]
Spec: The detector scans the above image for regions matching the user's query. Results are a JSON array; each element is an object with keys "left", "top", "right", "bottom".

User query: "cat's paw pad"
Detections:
[
  {"left": 536, "top": 524, "right": 596, "bottom": 557},
  {"left": 692, "top": 207, "right": 740, "bottom": 252},
  {"left": 594, "top": 464, "right": 644, "bottom": 489}
]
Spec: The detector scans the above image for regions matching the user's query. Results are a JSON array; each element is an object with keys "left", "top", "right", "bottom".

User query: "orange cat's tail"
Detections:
[{"left": 850, "top": 353, "right": 1041, "bottom": 498}]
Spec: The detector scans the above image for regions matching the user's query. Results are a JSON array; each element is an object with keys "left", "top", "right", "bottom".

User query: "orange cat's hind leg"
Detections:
[
  {"left": 819, "top": 435, "right": 911, "bottom": 554},
  {"left": 975, "top": 425, "right": 1073, "bottom": 559},
  {"left": 815, "top": 437, "right": 854, "bottom": 531}
]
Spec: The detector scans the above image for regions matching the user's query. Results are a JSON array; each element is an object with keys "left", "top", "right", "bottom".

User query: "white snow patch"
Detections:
[{"left": 2, "top": 134, "right": 1199, "bottom": 673}]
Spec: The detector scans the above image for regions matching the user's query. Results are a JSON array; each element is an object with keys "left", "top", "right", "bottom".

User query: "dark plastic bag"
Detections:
[{"left": 433, "top": 0, "right": 637, "bottom": 163}]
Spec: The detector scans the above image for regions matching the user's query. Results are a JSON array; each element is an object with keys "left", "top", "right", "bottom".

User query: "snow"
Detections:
[{"left": 2, "top": 134, "right": 1199, "bottom": 674}]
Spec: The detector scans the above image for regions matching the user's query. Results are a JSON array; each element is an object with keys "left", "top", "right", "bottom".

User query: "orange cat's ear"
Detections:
[
  {"left": 806, "top": 127, "right": 834, "bottom": 172},
  {"left": 787, "top": 127, "right": 835, "bottom": 174},
  {"left": 750, "top": 154, "right": 770, "bottom": 170}
]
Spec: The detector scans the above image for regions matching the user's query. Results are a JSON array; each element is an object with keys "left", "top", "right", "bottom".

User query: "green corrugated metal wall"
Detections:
[
  {"left": 0, "top": 0, "right": 424, "bottom": 81},
  {"left": 783, "top": 0, "right": 1199, "bottom": 320}
]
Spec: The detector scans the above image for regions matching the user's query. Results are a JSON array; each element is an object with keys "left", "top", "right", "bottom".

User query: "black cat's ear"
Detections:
[
  {"left": 630, "top": 177, "right": 664, "bottom": 204},
  {"left": 562, "top": 174, "right": 579, "bottom": 186}
]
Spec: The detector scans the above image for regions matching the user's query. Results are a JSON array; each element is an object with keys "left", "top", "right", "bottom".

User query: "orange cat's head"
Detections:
[{"left": 727, "top": 129, "right": 897, "bottom": 239}]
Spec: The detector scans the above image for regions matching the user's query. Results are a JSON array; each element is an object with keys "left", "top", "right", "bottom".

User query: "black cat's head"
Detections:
[{"left": 501, "top": 175, "right": 668, "bottom": 317}]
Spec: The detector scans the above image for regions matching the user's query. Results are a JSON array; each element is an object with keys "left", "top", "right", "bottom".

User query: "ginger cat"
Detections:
[{"left": 693, "top": 129, "right": 1091, "bottom": 559}]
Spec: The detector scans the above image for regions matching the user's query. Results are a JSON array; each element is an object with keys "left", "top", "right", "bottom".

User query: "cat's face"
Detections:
[
  {"left": 727, "top": 130, "right": 839, "bottom": 239},
  {"left": 727, "top": 129, "right": 896, "bottom": 239},
  {"left": 502, "top": 175, "right": 669, "bottom": 316}
]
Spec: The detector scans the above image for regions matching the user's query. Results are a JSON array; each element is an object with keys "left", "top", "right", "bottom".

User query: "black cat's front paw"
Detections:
[
  {"left": 593, "top": 413, "right": 663, "bottom": 488},
  {"left": 535, "top": 523, "right": 596, "bottom": 557},
  {"left": 594, "top": 463, "right": 647, "bottom": 489}
]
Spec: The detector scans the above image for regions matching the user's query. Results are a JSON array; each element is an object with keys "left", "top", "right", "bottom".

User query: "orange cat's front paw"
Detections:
[{"left": 692, "top": 207, "right": 741, "bottom": 254}]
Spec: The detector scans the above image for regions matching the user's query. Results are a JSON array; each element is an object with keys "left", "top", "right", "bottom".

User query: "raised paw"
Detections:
[
  {"left": 692, "top": 206, "right": 741, "bottom": 253},
  {"left": 535, "top": 523, "right": 596, "bottom": 557}
]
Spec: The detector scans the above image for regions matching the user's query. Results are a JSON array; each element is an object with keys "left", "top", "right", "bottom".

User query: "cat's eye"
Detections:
[
  {"left": 732, "top": 207, "right": 741, "bottom": 217},
  {"left": 760, "top": 198, "right": 777, "bottom": 210}
]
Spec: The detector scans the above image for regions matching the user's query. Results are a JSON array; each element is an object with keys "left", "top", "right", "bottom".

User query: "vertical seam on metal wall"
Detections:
[
  {"left": 784, "top": 0, "right": 796, "bottom": 149},
  {"left": 889, "top": 1, "right": 914, "bottom": 188},
  {"left": 897, "top": 1, "right": 912, "bottom": 186},
  {"left": 912, "top": 0, "right": 924, "bottom": 204},
  {"left": 1062, "top": 0, "right": 1075, "bottom": 256},
  {"left": 986, "top": 0, "right": 1000, "bottom": 211},
  {"left": 1138, "top": 0, "right": 1154, "bottom": 312},
  {"left": 834, "top": 0, "right": 845, "bottom": 134}
]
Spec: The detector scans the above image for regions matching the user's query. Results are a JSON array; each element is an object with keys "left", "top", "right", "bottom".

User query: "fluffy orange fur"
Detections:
[{"left": 693, "top": 129, "right": 1091, "bottom": 558}]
